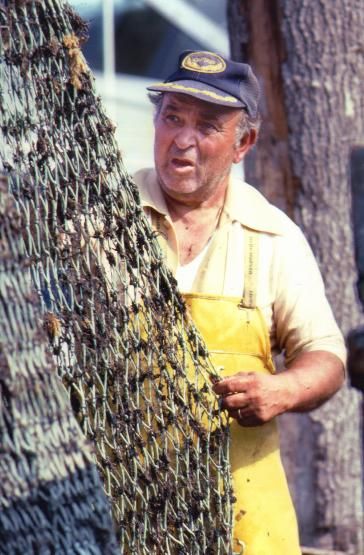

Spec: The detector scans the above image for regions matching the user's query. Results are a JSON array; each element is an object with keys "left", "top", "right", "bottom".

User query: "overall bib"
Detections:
[
  {"left": 153, "top": 210, "right": 301, "bottom": 554},
  {"left": 183, "top": 230, "right": 301, "bottom": 555}
]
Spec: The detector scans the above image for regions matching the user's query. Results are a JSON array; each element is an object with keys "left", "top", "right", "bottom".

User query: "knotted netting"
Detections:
[
  {"left": 0, "top": 177, "right": 119, "bottom": 555},
  {"left": 0, "top": 1, "right": 234, "bottom": 553}
]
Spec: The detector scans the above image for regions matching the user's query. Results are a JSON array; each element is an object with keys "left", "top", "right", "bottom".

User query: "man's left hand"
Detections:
[{"left": 212, "top": 371, "right": 287, "bottom": 427}]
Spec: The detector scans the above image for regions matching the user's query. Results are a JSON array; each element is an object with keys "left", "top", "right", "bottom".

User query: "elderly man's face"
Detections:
[{"left": 153, "top": 93, "right": 249, "bottom": 204}]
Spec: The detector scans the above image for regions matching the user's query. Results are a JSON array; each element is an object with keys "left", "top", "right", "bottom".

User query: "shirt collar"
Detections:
[
  {"left": 223, "top": 175, "right": 285, "bottom": 235},
  {"left": 134, "top": 168, "right": 169, "bottom": 216},
  {"left": 134, "top": 168, "right": 285, "bottom": 235}
]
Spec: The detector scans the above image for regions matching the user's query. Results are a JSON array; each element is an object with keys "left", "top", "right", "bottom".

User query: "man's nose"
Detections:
[{"left": 173, "top": 126, "right": 197, "bottom": 149}]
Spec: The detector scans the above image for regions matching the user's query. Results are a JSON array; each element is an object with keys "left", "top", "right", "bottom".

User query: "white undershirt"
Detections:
[{"left": 175, "top": 239, "right": 211, "bottom": 293}]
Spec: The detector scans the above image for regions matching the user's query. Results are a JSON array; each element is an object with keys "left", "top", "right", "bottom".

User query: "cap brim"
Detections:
[{"left": 147, "top": 79, "right": 244, "bottom": 108}]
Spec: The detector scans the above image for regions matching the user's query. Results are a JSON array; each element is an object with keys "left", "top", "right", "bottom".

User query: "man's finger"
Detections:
[
  {"left": 220, "top": 392, "right": 248, "bottom": 410},
  {"left": 229, "top": 407, "right": 263, "bottom": 427},
  {"left": 213, "top": 372, "right": 253, "bottom": 394}
]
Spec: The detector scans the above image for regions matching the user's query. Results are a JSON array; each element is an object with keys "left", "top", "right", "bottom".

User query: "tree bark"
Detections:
[{"left": 228, "top": 1, "right": 364, "bottom": 553}]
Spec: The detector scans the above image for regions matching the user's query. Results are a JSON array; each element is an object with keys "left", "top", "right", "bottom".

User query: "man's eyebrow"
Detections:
[
  {"left": 162, "top": 102, "right": 227, "bottom": 122},
  {"left": 163, "top": 102, "right": 182, "bottom": 111}
]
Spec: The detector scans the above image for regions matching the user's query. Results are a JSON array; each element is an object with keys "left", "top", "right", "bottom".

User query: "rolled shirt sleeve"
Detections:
[{"left": 271, "top": 218, "right": 346, "bottom": 366}]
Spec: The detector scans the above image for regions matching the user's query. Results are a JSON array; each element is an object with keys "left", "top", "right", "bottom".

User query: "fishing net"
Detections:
[
  {"left": 0, "top": 176, "right": 119, "bottom": 555},
  {"left": 0, "top": 1, "right": 233, "bottom": 553}
]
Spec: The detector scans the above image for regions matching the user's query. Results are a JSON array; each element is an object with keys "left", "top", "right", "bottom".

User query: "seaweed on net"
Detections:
[{"left": 0, "top": 1, "right": 233, "bottom": 553}]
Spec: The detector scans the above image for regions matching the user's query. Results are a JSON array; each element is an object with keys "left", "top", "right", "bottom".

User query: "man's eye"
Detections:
[{"left": 165, "top": 114, "right": 179, "bottom": 124}]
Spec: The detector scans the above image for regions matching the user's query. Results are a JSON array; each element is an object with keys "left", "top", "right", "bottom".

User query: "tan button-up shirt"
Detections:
[{"left": 134, "top": 168, "right": 346, "bottom": 366}]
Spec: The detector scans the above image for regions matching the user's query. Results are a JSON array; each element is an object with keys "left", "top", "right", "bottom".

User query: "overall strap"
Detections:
[
  {"left": 240, "top": 228, "right": 259, "bottom": 308},
  {"left": 151, "top": 210, "right": 168, "bottom": 257}
]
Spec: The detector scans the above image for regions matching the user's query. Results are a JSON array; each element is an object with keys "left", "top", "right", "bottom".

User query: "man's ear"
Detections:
[{"left": 233, "top": 129, "right": 258, "bottom": 164}]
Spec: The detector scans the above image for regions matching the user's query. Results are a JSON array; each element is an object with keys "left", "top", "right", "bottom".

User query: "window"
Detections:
[
  {"left": 114, "top": 1, "right": 204, "bottom": 78},
  {"left": 71, "top": 1, "right": 103, "bottom": 71}
]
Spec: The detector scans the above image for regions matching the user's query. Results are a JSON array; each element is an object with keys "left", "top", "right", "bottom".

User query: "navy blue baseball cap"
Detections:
[{"left": 147, "top": 50, "right": 260, "bottom": 118}]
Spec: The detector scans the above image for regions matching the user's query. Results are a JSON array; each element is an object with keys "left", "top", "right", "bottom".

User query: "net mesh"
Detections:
[
  {"left": 0, "top": 1, "right": 234, "bottom": 553},
  {"left": 0, "top": 177, "right": 119, "bottom": 555}
]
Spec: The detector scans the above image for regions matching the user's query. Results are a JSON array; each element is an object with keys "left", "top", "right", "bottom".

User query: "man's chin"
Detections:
[{"left": 157, "top": 173, "right": 200, "bottom": 198}]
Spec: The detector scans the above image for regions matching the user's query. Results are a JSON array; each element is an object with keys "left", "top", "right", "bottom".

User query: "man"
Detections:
[{"left": 134, "top": 50, "right": 346, "bottom": 554}]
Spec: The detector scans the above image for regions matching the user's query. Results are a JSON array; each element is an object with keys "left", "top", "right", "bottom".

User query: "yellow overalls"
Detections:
[{"left": 154, "top": 212, "right": 301, "bottom": 554}]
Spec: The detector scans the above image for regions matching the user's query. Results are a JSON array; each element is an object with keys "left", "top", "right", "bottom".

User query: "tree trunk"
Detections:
[{"left": 228, "top": 1, "right": 364, "bottom": 553}]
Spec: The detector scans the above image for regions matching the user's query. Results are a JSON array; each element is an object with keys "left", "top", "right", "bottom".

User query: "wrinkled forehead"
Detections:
[{"left": 160, "top": 92, "right": 240, "bottom": 118}]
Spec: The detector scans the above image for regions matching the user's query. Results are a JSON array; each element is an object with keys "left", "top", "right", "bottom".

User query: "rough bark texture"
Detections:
[{"left": 228, "top": 1, "right": 364, "bottom": 553}]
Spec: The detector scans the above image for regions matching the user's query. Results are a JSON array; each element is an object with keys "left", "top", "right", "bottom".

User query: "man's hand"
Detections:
[
  {"left": 212, "top": 372, "right": 288, "bottom": 427},
  {"left": 212, "top": 351, "right": 345, "bottom": 427}
]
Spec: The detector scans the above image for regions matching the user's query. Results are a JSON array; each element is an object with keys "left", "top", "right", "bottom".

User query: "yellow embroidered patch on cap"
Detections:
[{"left": 181, "top": 51, "right": 226, "bottom": 74}]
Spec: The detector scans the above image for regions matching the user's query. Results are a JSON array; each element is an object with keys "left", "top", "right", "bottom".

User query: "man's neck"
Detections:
[
  {"left": 163, "top": 179, "right": 228, "bottom": 223},
  {"left": 162, "top": 182, "right": 228, "bottom": 266}
]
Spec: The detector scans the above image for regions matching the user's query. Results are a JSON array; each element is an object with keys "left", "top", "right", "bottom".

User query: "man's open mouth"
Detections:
[{"left": 171, "top": 158, "right": 194, "bottom": 169}]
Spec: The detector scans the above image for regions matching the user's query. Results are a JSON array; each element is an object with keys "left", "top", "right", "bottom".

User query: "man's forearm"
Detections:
[{"left": 278, "top": 350, "right": 345, "bottom": 413}]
